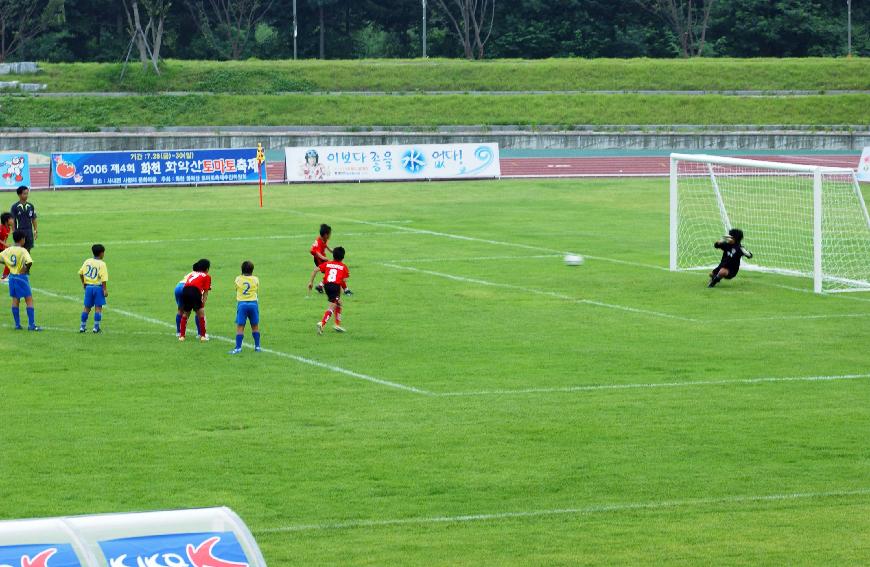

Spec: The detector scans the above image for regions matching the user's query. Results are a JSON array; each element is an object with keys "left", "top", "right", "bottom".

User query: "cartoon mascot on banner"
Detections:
[{"left": 1, "top": 155, "right": 25, "bottom": 185}]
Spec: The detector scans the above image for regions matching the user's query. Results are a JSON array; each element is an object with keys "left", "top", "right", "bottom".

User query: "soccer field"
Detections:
[{"left": 4, "top": 178, "right": 870, "bottom": 565}]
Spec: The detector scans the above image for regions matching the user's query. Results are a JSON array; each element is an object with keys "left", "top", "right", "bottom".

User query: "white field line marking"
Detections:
[
  {"left": 36, "top": 231, "right": 404, "bottom": 249},
  {"left": 403, "top": 254, "right": 561, "bottom": 263},
  {"left": 33, "top": 287, "right": 430, "bottom": 395},
  {"left": 256, "top": 488, "right": 870, "bottom": 533},
  {"left": 723, "top": 313, "right": 870, "bottom": 322},
  {"left": 436, "top": 373, "right": 870, "bottom": 397},
  {"left": 381, "top": 262, "right": 699, "bottom": 323}
]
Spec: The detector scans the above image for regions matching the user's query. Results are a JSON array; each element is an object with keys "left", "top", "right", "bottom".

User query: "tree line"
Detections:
[{"left": 1, "top": 0, "right": 867, "bottom": 64}]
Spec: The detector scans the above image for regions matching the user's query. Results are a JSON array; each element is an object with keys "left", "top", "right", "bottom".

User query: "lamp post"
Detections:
[
  {"left": 422, "top": 0, "right": 428, "bottom": 58},
  {"left": 293, "top": 0, "right": 298, "bottom": 60}
]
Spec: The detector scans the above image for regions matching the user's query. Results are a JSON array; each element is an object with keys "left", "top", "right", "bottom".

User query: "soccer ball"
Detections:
[{"left": 564, "top": 254, "right": 583, "bottom": 266}]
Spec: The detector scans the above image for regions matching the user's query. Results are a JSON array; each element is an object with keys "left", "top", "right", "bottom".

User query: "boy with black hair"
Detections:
[
  {"left": 709, "top": 228, "right": 754, "bottom": 288},
  {"left": 174, "top": 263, "right": 206, "bottom": 338},
  {"left": 78, "top": 244, "right": 108, "bottom": 333},
  {"left": 10, "top": 186, "right": 36, "bottom": 250},
  {"left": 0, "top": 230, "right": 39, "bottom": 330},
  {"left": 310, "top": 224, "right": 331, "bottom": 294},
  {"left": 0, "top": 212, "right": 12, "bottom": 282},
  {"left": 178, "top": 259, "right": 211, "bottom": 342},
  {"left": 308, "top": 246, "right": 350, "bottom": 334},
  {"left": 230, "top": 260, "right": 261, "bottom": 354}
]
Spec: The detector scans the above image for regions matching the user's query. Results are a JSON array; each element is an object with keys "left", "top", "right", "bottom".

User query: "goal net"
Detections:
[{"left": 670, "top": 153, "right": 870, "bottom": 293}]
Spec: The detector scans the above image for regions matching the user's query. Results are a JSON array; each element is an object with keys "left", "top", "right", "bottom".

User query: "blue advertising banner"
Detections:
[
  {"left": 98, "top": 532, "right": 249, "bottom": 567},
  {"left": 51, "top": 149, "right": 261, "bottom": 189},
  {"left": 0, "top": 542, "right": 82, "bottom": 567},
  {"left": 0, "top": 152, "right": 31, "bottom": 190}
]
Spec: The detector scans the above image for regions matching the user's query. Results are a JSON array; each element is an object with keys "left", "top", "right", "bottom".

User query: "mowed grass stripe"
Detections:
[{"left": 1, "top": 93, "right": 866, "bottom": 127}]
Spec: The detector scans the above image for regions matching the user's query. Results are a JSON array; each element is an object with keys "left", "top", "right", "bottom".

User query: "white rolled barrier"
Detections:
[{"left": 0, "top": 507, "right": 266, "bottom": 567}]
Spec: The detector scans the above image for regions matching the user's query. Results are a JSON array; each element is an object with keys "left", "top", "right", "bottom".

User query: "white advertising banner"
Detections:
[
  {"left": 284, "top": 143, "right": 500, "bottom": 182},
  {"left": 858, "top": 147, "right": 870, "bottom": 182}
]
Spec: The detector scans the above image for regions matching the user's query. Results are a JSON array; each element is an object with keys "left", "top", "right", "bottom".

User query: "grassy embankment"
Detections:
[
  {"left": 0, "top": 93, "right": 867, "bottom": 129},
  {"left": 3, "top": 58, "right": 869, "bottom": 93}
]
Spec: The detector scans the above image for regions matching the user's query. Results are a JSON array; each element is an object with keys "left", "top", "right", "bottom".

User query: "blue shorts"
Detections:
[
  {"left": 174, "top": 282, "right": 185, "bottom": 308},
  {"left": 236, "top": 301, "right": 260, "bottom": 326},
  {"left": 84, "top": 285, "right": 106, "bottom": 308},
  {"left": 8, "top": 274, "right": 31, "bottom": 299}
]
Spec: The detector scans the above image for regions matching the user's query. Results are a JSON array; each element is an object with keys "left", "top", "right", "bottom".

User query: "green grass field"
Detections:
[
  {"left": 1, "top": 93, "right": 867, "bottom": 128},
  {"left": 3, "top": 179, "right": 870, "bottom": 565},
  {"left": 5, "top": 58, "right": 869, "bottom": 93}
]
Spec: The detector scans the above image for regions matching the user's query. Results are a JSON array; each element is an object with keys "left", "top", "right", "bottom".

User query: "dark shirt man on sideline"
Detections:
[{"left": 11, "top": 186, "right": 37, "bottom": 251}]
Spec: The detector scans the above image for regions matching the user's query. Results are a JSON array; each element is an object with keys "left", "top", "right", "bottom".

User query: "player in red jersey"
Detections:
[
  {"left": 308, "top": 246, "right": 349, "bottom": 334},
  {"left": 0, "top": 213, "right": 12, "bottom": 281},
  {"left": 310, "top": 224, "right": 331, "bottom": 294},
  {"left": 178, "top": 258, "right": 212, "bottom": 342}
]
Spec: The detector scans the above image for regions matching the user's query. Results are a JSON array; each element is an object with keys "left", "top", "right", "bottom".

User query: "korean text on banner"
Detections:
[
  {"left": 0, "top": 152, "right": 31, "bottom": 189},
  {"left": 285, "top": 143, "right": 500, "bottom": 182},
  {"left": 51, "top": 149, "right": 261, "bottom": 189},
  {"left": 858, "top": 147, "right": 870, "bottom": 183}
]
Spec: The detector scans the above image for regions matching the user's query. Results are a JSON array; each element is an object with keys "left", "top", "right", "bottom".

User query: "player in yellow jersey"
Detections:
[
  {"left": 78, "top": 244, "right": 108, "bottom": 333},
  {"left": 0, "top": 230, "right": 39, "bottom": 330},
  {"left": 230, "top": 260, "right": 261, "bottom": 354}
]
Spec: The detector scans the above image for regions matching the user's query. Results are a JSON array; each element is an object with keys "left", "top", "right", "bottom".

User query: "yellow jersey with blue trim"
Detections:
[
  {"left": 235, "top": 275, "right": 259, "bottom": 302},
  {"left": 0, "top": 245, "right": 32, "bottom": 275},
  {"left": 79, "top": 257, "right": 108, "bottom": 285}
]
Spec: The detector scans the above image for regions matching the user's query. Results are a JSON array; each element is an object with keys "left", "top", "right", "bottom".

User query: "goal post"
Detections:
[{"left": 670, "top": 153, "right": 870, "bottom": 293}]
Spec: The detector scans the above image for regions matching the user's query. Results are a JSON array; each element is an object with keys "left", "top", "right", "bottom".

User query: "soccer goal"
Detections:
[{"left": 670, "top": 153, "right": 870, "bottom": 293}]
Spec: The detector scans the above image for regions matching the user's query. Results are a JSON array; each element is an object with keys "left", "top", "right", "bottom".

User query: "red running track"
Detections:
[
  {"left": 500, "top": 155, "right": 861, "bottom": 178},
  {"left": 20, "top": 154, "right": 860, "bottom": 189}
]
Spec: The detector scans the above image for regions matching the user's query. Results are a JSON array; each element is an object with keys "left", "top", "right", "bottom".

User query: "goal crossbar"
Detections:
[{"left": 670, "top": 153, "right": 854, "bottom": 174}]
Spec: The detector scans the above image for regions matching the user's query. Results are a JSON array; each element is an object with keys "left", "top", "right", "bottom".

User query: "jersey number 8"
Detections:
[{"left": 326, "top": 268, "right": 338, "bottom": 282}]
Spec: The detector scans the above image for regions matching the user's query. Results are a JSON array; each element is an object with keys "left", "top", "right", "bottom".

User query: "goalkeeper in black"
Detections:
[{"left": 708, "top": 228, "right": 753, "bottom": 288}]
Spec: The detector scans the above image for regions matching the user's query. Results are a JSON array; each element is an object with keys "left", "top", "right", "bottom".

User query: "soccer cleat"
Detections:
[
  {"left": 14, "top": 326, "right": 22, "bottom": 330},
  {"left": 334, "top": 325, "right": 346, "bottom": 333},
  {"left": 316, "top": 321, "right": 324, "bottom": 335},
  {"left": 28, "top": 326, "right": 41, "bottom": 332},
  {"left": 93, "top": 328, "right": 101, "bottom": 334},
  {"left": 316, "top": 283, "right": 324, "bottom": 294},
  {"left": 708, "top": 277, "right": 719, "bottom": 288},
  {"left": 79, "top": 327, "right": 87, "bottom": 333},
  {"left": 254, "top": 347, "right": 262, "bottom": 352},
  {"left": 178, "top": 336, "right": 186, "bottom": 342},
  {"left": 229, "top": 348, "right": 242, "bottom": 355},
  {"left": 199, "top": 334, "right": 209, "bottom": 342},
  {"left": 344, "top": 289, "right": 353, "bottom": 296}
]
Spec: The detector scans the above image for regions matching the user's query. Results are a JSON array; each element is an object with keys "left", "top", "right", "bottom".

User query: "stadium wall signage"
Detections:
[
  {"left": 0, "top": 507, "right": 267, "bottom": 567},
  {"left": 50, "top": 149, "right": 262, "bottom": 189},
  {"left": 284, "top": 143, "right": 501, "bottom": 182},
  {"left": 0, "top": 152, "right": 31, "bottom": 189}
]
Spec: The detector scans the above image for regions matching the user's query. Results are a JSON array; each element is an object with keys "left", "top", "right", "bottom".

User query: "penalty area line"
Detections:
[
  {"left": 381, "top": 262, "right": 699, "bottom": 323},
  {"left": 256, "top": 487, "right": 870, "bottom": 533},
  {"left": 436, "top": 373, "right": 870, "bottom": 397},
  {"left": 32, "top": 287, "right": 431, "bottom": 396}
]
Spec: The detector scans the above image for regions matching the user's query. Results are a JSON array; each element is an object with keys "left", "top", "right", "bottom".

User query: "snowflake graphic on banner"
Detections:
[{"left": 401, "top": 148, "right": 426, "bottom": 174}]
